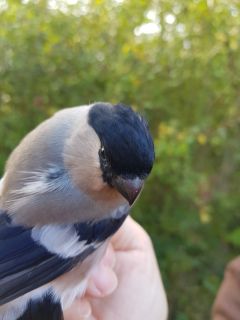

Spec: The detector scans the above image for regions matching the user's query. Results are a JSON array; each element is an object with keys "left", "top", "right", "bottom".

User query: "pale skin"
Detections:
[{"left": 64, "top": 217, "right": 168, "bottom": 320}]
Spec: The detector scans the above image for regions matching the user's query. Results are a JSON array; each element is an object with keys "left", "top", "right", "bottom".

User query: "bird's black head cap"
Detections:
[{"left": 88, "top": 102, "right": 155, "bottom": 184}]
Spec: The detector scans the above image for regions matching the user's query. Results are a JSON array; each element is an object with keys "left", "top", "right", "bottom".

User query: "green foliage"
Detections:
[
  {"left": 227, "top": 228, "right": 240, "bottom": 247},
  {"left": 1, "top": 0, "right": 240, "bottom": 319}
]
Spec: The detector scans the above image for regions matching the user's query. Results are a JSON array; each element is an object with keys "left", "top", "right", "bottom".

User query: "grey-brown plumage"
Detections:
[
  {"left": 1, "top": 105, "right": 124, "bottom": 226},
  {"left": 0, "top": 102, "right": 154, "bottom": 320}
]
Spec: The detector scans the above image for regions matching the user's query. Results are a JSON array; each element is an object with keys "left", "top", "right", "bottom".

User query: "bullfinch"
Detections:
[{"left": 0, "top": 102, "right": 154, "bottom": 320}]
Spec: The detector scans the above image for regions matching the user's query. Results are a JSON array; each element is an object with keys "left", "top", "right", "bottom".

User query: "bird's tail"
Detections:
[{"left": 17, "top": 292, "right": 63, "bottom": 320}]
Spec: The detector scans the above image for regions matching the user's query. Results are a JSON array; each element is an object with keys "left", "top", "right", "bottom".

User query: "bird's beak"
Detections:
[{"left": 112, "top": 176, "right": 144, "bottom": 205}]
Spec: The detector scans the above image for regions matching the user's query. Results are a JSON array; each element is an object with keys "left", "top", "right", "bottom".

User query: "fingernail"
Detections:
[
  {"left": 88, "top": 265, "right": 118, "bottom": 297},
  {"left": 87, "top": 278, "right": 102, "bottom": 297}
]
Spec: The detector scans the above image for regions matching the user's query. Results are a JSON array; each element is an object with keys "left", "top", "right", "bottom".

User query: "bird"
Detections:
[{"left": 0, "top": 102, "right": 155, "bottom": 320}]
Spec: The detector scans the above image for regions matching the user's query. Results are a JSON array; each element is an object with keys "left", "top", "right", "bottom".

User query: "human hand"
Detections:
[
  {"left": 64, "top": 217, "right": 168, "bottom": 320},
  {"left": 212, "top": 257, "right": 240, "bottom": 320}
]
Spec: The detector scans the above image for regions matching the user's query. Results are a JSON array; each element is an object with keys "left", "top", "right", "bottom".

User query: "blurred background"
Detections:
[{"left": 0, "top": 0, "right": 240, "bottom": 318}]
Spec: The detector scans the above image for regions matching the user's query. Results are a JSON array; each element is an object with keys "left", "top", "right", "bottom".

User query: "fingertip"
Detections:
[
  {"left": 87, "top": 265, "right": 118, "bottom": 298},
  {"left": 64, "top": 298, "right": 92, "bottom": 320}
]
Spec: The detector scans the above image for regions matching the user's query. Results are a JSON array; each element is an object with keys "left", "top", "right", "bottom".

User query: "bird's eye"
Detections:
[{"left": 100, "top": 146, "right": 106, "bottom": 160}]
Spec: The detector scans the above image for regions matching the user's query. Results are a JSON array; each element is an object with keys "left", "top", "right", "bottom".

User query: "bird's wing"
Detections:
[
  {"left": 0, "top": 213, "right": 95, "bottom": 305},
  {"left": 0, "top": 212, "right": 127, "bottom": 306}
]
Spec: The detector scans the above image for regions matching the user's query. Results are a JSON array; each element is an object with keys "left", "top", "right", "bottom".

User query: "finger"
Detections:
[
  {"left": 79, "top": 317, "right": 96, "bottom": 320},
  {"left": 111, "top": 216, "right": 152, "bottom": 251},
  {"left": 87, "top": 263, "right": 118, "bottom": 298},
  {"left": 64, "top": 298, "right": 92, "bottom": 320},
  {"left": 101, "top": 243, "right": 116, "bottom": 268}
]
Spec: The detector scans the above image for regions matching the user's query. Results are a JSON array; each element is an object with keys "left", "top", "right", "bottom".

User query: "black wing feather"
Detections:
[
  {"left": 17, "top": 291, "right": 63, "bottom": 320},
  {"left": 0, "top": 210, "right": 128, "bottom": 306},
  {"left": 0, "top": 213, "right": 95, "bottom": 305}
]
